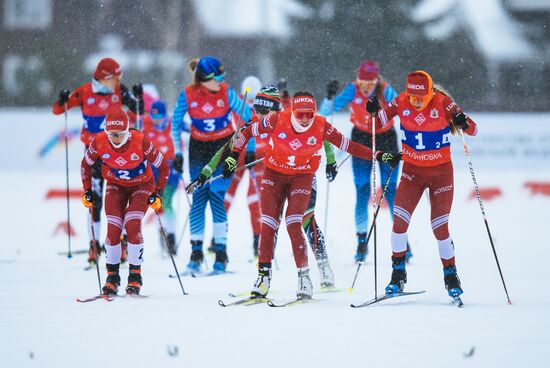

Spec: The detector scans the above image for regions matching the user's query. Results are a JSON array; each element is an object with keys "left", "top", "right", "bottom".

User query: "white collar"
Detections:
[{"left": 92, "top": 79, "right": 114, "bottom": 94}]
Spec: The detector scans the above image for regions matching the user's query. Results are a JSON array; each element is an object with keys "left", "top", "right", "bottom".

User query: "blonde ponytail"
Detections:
[{"left": 433, "top": 83, "right": 458, "bottom": 135}]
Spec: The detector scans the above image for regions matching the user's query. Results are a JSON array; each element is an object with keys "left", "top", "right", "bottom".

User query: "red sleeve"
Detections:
[
  {"left": 232, "top": 112, "right": 278, "bottom": 154},
  {"left": 81, "top": 139, "right": 99, "bottom": 190},
  {"left": 143, "top": 137, "right": 169, "bottom": 191},
  {"left": 377, "top": 97, "right": 400, "bottom": 127},
  {"left": 442, "top": 95, "right": 478, "bottom": 136},
  {"left": 323, "top": 121, "right": 373, "bottom": 160},
  {"left": 52, "top": 86, "right": 83, "bottom": 115}
]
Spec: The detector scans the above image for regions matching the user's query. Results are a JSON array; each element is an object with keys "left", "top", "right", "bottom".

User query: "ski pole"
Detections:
[
  {"left": 64, "top": 106, "right": 72, "bottom": 258},
  {"left": 230, "top": 87, "right": 250, "bottom": 143},
  {"left": 337, "top": 154, "right": 351, "bottom": 169},
  {"left": 156, "top": 209, "right": 188, "bottom": 296},
  {"left": 205, "top": 158, "right": 265, "bottom": 186},
  {"left": 175, "top": 175, "right": 192, "bottom": 256},
  {"left": 323, "top": 103, "right": 335, "bottom": 237},
  {"left": 459, "top": 130, "right": 511, "bottom": 304},
  {"left": 88, "top": 207, "right": 102, "bottom": 294},
  {"left": 348, "top": 165, "right": 395, "bottom": 294},
  {"left": 371, "top": 115, "right": 378, "bottom": 299}
]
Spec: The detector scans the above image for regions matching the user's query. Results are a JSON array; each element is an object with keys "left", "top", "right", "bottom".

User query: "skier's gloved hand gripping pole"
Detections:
[{"left": 457, "top": 124, "right": 512, "bottom": 304}]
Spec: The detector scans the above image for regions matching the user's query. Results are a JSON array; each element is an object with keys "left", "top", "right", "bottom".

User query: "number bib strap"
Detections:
[{"left": 109, "top": 160, "right": 148, "bottom": 180}]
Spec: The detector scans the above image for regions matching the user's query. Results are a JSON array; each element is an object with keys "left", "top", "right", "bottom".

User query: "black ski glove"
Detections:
[
  {"left": 222, "top": 153, "right": 239, "bottom": 178},
  {"left": 325, "top": 162, "right": 338, "bottom": 182},
  {"left": 58, "top": 89, "right": 70, "bottom": 106},
  {"left": 452, "top": 111, "right": 470, "bottom": 130},
  {"left": 366, "top": 97, "right": 380, "bottom": 114},
  {"left": 278, "top": 78, "right": 289, "bottom": 98},
  {"left": 132, "top": 83, "right": 143, "bottom": 99},
  {"left": 173, "top": 153, "right": 183, "bottom": 174},
  {"left": 186, "top": 173, "right": 208, "bottom": 194},
  {"left": 377, "top": 151, "right": 402, "bottom": 168},
  {"left": 326, "top": 80, "right": 339, "bottom": 100}
]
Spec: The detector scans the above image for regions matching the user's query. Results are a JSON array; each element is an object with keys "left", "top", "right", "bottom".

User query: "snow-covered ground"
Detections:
[{"left": 1, "top": 109, "right": 549, "bottom": 367}]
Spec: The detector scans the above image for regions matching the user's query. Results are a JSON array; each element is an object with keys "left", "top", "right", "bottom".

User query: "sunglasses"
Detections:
[
  {"left": 357, "top": 79, "right": 377, "bottom": 87},
  {"left": 293, "top": 110, "right": 315, "bottom": 120},
  {"left": 203, "top": 72, "right": 226, "bottom": 83},
  {"left": 409, "top": 95, "right": 428, "bottom": 105}
]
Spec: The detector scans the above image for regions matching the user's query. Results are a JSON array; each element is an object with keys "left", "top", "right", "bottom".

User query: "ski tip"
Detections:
[{"left": 218, "top": 300, "right": 226, "bottom": 307}]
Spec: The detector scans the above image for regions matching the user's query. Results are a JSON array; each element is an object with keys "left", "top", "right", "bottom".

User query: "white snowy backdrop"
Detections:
[{"left": 1, "top": 109, "right": 549, "bottom": 367}]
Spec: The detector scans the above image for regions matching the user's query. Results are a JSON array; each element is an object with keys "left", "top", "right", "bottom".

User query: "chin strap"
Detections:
[{"left": 290, "top": 113, "right": 314, "bottom": 133}]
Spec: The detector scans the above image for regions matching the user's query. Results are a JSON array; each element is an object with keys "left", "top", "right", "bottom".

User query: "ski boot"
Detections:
[
  {"left": 354, "top": 232, "right": 368, "bottom": 263},
  {"left": 297, "top": 268, "right": 313, "bottom": 299},
  {"left": 126, "top": 265, "right": 142, "bottom": 295},
  {"left": 213, "top": 243, "right": 228, "bottom": 273},
  {"left": 317, "top": 259, "right": 335, "bottom": 288},
  {"left": 166, "top": 233, "right": 177, "bottom": 256},
  {"left": 186, "top": 240, "right": 204, "bottom": 272},
  {"left": 102, "top": 263, "right": 121, "bottom": 295},
  {"left": 252, "top": 234, "right": 259, "bottom": 258},
  {"left": 120, "top": 234, "right": 128, "bottom": 263},
  {"left": 405, "top": 242, "right": 413, "bottom": 263},
  {"left": 251, "top": 264, "right": 271, "bottom": 298},
  {"left": 207, "top": 238, "right": 215, "bottom": 254},
  {"left": 87, "top": 240, "right": 102, "bottom": 264},
  {"left": 443, "top": 265, "right": 463, "bottom": 297},
  {"left": 385, "top": 256, "right": 407, "bottom": 295}
]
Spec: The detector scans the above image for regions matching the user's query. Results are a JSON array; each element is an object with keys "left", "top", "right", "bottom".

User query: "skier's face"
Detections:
[
  {"left": 202, "top": 73, "right": 224, "bottom": 92},
  {"left": 409, "top": 95, "right": 429, "bottom": 110},
  {"left": 106, "top": 129, "right": 128, "bottom": 146},
  {"left": 100, "top": 77, "right": 120, "bottom": 91},
  {"left": 357, "top": 79, "right": 377, "bottom": 96},
  {"left": 293, "top": 109, "right": 315, "bottom": 126}
]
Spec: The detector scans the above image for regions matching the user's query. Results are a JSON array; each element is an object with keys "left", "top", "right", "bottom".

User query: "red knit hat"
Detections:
[
  {"left": 292, "top": 94, "right": 317, "bottom": 112},
  {"left": 94, "top": 58, "right": 122, "bottom": 80},
  {"left": 406, "top": 71, "right": 433, "bottom": 97},
  {"left": 104, "top": 110, "right": 129, "bottom": 132},
  {"left": 357, "top": 60, "right": 380, "bottom": 80}
]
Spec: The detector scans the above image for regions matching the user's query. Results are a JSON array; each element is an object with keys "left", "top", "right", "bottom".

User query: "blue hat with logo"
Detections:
[
  {"left": 196, "top": 56, "right": 225, "bottom": 82},
  {"left": 150, "top": 100, "right": 167, "bottom": 119}
]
